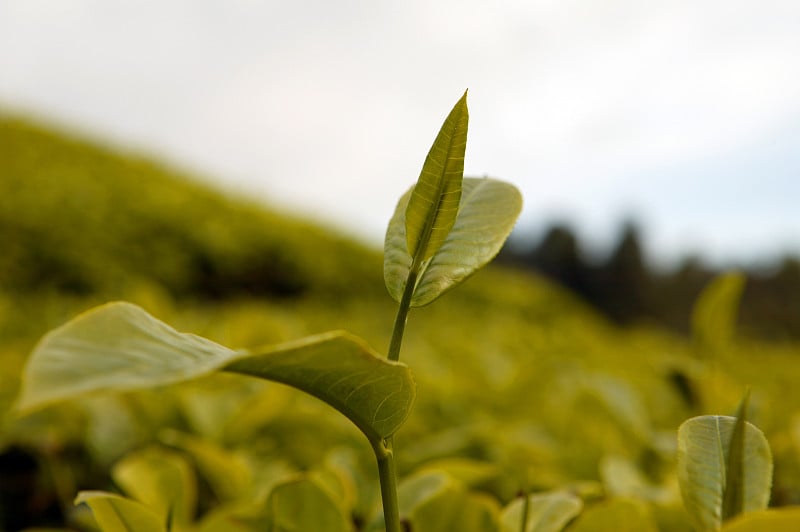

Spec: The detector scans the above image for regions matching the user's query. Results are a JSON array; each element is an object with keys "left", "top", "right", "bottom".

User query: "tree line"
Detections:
[{"left": 499, "top": 222, "right": 800, "bottom": 340}]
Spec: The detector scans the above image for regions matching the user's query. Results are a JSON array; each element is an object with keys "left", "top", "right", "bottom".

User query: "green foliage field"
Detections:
[{"left": 2, "top": 114, "right": 800, "bottom": 530}]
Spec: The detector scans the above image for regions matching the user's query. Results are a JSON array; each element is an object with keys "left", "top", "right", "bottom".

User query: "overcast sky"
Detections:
[{"left": 2, "top": 0, "right": 799, "bottom": 266}]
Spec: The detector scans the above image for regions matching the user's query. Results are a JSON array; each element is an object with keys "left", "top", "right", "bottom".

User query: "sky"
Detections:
[{"left": 1, "top": 0, "right": 799, "bottom": 267}]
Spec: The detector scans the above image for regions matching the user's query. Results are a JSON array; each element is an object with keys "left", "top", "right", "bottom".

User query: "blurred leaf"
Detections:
[
  {"left": 404, "top": 91, "right": 468, "bottom": 264},
  {"left": 691, "top": 272, "right": 746, "bottom": 354},
  {"left": 111, "top": 446, "right": 196, "bottom": 530},
  {"left": 266, "top": 476, "right": 350, "bottom": 532},
  {"left": 568, "top": 498, "right": 658, "bottom": 532},
  {"left": 721, "top": 507, "right": 800, "bottom": 531},
  {"left": 160, "top": 429, "right": 252, "bottom": 501},
  {"left": 500, "top": 491, "right": 582, "bottom": 532},
  {"left": 677, "top": 414, "right": 772, "bottom": 531},
  {"left": 385, "top": 178, "right": 522, "bottom": 306},
  {"left": 16, "top": 302, "right": 415, "bottom": 442},
  {"left": 410, "top": 489, "right": 501, "bottom": 532},
  {"left": 75, "top": 491, "right": 166, "bottom": 532}
]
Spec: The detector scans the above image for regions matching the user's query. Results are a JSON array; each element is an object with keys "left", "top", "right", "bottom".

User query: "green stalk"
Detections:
[
  {"left": 388, "top": 269, "right": 418, "bottom": 362},
  {"left": 374, "top": 437, "right": 402, "bottom": 532}
]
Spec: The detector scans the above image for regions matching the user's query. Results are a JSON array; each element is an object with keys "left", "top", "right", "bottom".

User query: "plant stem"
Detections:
[
  {"left": 388, "top": 269, "right": 418, "bottom": 362},
  {"left": 374, "top": 436, "right": 402, "bottom": 532}
]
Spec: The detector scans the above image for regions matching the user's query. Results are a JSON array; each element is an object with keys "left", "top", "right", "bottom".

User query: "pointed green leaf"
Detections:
[
  {"left": 15, "top": 302, "right": 415, "bottom": 442},
  {"left": 677, "top": 414, "right": 772, "bottom": 531},
  {"left": 385, "top": 177, "right": 522, "bottom": 306},
  {"left": 723, "top": 391, "right": 751, "bottom": 521},
  {"left": 691, "top": 272, "right": 746, "bottom": 353},
  {"left": 405, "top": 90, "right": 468, "bottom": 264},
  {"left": 75, "top": 491, "right": 167, "bottom": 532},
  {"left": 500, "top": 491, "right": 583, "bottom": 532}
]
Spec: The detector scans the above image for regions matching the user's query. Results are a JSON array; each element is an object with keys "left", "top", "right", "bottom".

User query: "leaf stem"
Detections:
[
  {"left": 388, "top": 269, "right": 418, "bottom": 362},
  {"left": 374, "top": 436, "right": 402, "bottom": 532}
]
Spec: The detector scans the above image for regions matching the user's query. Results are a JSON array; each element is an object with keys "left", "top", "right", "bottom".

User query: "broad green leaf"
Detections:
[
  {"left": 404, "top": 90, "right": 468, "bottom": 264},
  {"left": 266, "top": 476, "right": 350, "bottom": 532},
  {"left": 15, "top": 302, "right": 415, "bottom": 442},
  {"left": 112, "top": 446, "right": 196, "bottom": 530},
  {"left": 691, "top": 272, "right": 746, "bottom": 353},
  {"left": 75, "top": 491, "right": 167, "bottom": 532},
  {"left": 677, "top": 414, "right": 772, "bottom": 531},
  {"left": 721, "top": 507, "right": 800, "bottom": 531},
  {"left": 385, "top": 177, "right": 522, "bottom": 306},
  {"left": 224, "top": 333, "right": 415, "bottom": 442},
  {"left": 500, "top": 491, "right": 583, "bottom": 532}
]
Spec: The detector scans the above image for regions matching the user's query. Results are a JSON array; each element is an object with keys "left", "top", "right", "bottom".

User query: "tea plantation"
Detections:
[{"left": 2, "top": 114, "right": 800, "bottom": 530}]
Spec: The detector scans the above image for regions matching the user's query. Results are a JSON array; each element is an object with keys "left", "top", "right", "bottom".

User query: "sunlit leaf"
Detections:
[
  {"left": 404, "top": 91, "right": 468, "bottom": 264},
  {"left": 691, "top": 272, "right": 746, "bottom": 353},
  {"left": 677, "top": 414, "right": 772, "bottom": 531},
  {"left": 266, "top": 476, "right": 350, "bottom": 532},
  {"left": 112, "top": 446, "right": 196, "bottom": 530},
  {"left": 385, "top": 178, "right": 522, "bottom": 306},
  {"left": 15, "top": 302, "right": 415, "bottom": 442},
  {"left": 500, "top": 491, "right": 582, "bottom": 532},
  {"left": 75, "top": 491, "right": 166, "bottom": 532}
]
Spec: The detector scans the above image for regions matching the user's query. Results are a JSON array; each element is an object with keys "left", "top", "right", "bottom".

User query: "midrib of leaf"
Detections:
[{"left": 405, "top": 90, "right": 468, "bottom": 272}]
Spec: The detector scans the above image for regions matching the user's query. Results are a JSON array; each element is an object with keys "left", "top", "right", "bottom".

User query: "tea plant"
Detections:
[{"left": 14, "top": 92, "right": 524, "bottom": 531}]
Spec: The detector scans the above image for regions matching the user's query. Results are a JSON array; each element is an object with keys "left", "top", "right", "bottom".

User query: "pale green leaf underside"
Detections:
[
  {"left": 677, "top": 415, "right": 772, "bottom": 532},
  {"left": 405, "top": 91, "right": 468, "bottom": 263},
  {"left": 385, "top": 177, "right": 522, "bottom": 306},
  {"left": 500, "top": 491, "right": 583, "bottom": 532},
  {"left": 75, "top": 491, "right": 167, "bottom": 532},
  {"left": 15, "top": 302, "right": 415, "bottom": 441}
]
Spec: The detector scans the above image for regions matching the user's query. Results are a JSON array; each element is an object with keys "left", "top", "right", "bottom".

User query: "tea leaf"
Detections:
[
  {"left": 224, "top": 332, "right": 415, "bottom": 441},
  {"left": 691, "top": 272, "right": 746, "bottom": 353},
  {"left": 15, "top": 302, "right": 415, "bottom": 442},
  {"left": 385, "top": 178, "right": 522, "bottom": 306},
  {"left": 404, "top": 91, "right": 468, "bottom": 264},
  {"left": 723, "top": 391, "right": 751, "bottom": 520},
  {"left": 75, "top": 491, "right": 167, "bottom": 532},
  {"left": 677, "top": 414, "right": 772, "bottom": 531},
  {"left": 500, "top": 491, "right": 582, "bottom": 532}
]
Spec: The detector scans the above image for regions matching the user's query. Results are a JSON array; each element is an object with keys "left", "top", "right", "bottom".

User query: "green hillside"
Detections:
[{"left": 2, "top": 114, "right": 800, "bottom": 530}]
